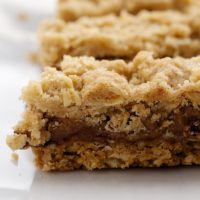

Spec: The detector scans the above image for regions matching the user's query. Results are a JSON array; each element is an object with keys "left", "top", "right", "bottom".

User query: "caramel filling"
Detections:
[{"left": 46, "top": 106, "right": 200, "bottom": 145}]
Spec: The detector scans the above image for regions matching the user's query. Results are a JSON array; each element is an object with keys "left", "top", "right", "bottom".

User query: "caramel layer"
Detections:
[{"left": 46, "top": 105, "right": 200, "bottom": 145}]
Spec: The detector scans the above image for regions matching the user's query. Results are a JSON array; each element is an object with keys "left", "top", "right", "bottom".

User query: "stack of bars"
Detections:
[{"left": 7, "top": 0, "right": 200, "bottom": 171}]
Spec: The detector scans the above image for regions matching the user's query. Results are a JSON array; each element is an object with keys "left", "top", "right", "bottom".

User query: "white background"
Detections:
[{"left": 0, "top": 0, "right": 200, "bottom": 199}]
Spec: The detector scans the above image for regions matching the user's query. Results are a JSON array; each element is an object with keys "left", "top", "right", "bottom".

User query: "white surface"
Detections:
[{"left": 0, "top": 0, "right": 200, "bottom": 199}]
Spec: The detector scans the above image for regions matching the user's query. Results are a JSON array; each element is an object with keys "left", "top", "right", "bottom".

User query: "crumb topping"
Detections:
[
  {"left": 58, "top": 0, "right": 193, "bottom": 21},
  {"left": 23, "top": 52, "right": 200, "bottom": 116},
  {"left": 39, "top": 10, "right": 200, "bottom": 65}
]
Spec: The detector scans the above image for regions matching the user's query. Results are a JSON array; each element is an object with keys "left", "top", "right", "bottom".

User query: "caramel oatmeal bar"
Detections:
[
  {"left": 7, "top": 51, "right": 200, "bottom": 171},
  {"left": 39, "top": 11, "right": 200, "bottom": 66},
  {"left": 58, "top": 0, "right": 191, "bottom": 21}
]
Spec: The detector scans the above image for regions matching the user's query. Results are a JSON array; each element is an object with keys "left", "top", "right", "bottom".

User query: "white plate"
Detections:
[{"left": 0, "top": 1, "right": 200, "bottom": 199}]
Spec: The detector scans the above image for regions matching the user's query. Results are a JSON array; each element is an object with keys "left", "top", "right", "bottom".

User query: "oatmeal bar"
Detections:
[
  {"left": 7, "top": 51, "right": 200, "bottom": 171},
  {"left": 58, "top": 0, "right": 190, "bottom": 21},
  {"left": 39, "top": 11, "right": 200, "bottom": 66}
]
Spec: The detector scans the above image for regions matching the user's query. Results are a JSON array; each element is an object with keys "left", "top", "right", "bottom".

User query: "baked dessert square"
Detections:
[
  {"left": 7, "top": 51, "right": 200, "bottom": 171},
  {"left": 57, "top": 0, "right": 191, "bottom": 21},
  {"left": 39, "top": 11, "right": 200, "bottom": 66}
]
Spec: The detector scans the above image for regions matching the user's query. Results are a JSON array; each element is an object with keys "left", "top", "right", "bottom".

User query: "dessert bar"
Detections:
[
  {"left": 58, "top": 0, "right": 191, "bottom": 21},
  {"left": 39, "top": 11, "right": 200, "bottom": 66},
  {"left": 7, "top": 51, "right": 200, "bottom": 171}
]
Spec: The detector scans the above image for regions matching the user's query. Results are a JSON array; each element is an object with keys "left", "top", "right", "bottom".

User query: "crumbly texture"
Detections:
[
  {"left": 39, "top": 11, "right": 200, "bottom": 66},
  {"left": 57, "top": 0, "right": 191, "bottom": 21},
  {"left": 7, "top": 134, "right": 27, "bottom": 150},
  {"left": 33, "top": 141, "right": 200, "bottom": 171},
  {"left": 7, "top": 52, "right": 200, "bottom": 171}
]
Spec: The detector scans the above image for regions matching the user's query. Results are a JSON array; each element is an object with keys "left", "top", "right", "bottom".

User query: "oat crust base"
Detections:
[{"left": 33, "top": 141, "right": 200, "bottom": 171}]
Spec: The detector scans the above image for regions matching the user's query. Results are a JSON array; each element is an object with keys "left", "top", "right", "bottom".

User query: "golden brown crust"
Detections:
[
  {"left": 58, "top": 0, "right": 191, "bottom": 21},
  {"left": 39, "top": 11, "right": 200, "bottom": 66},
  {"left": 32, "top": 140, "right": 200, "bottom": 171}
]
